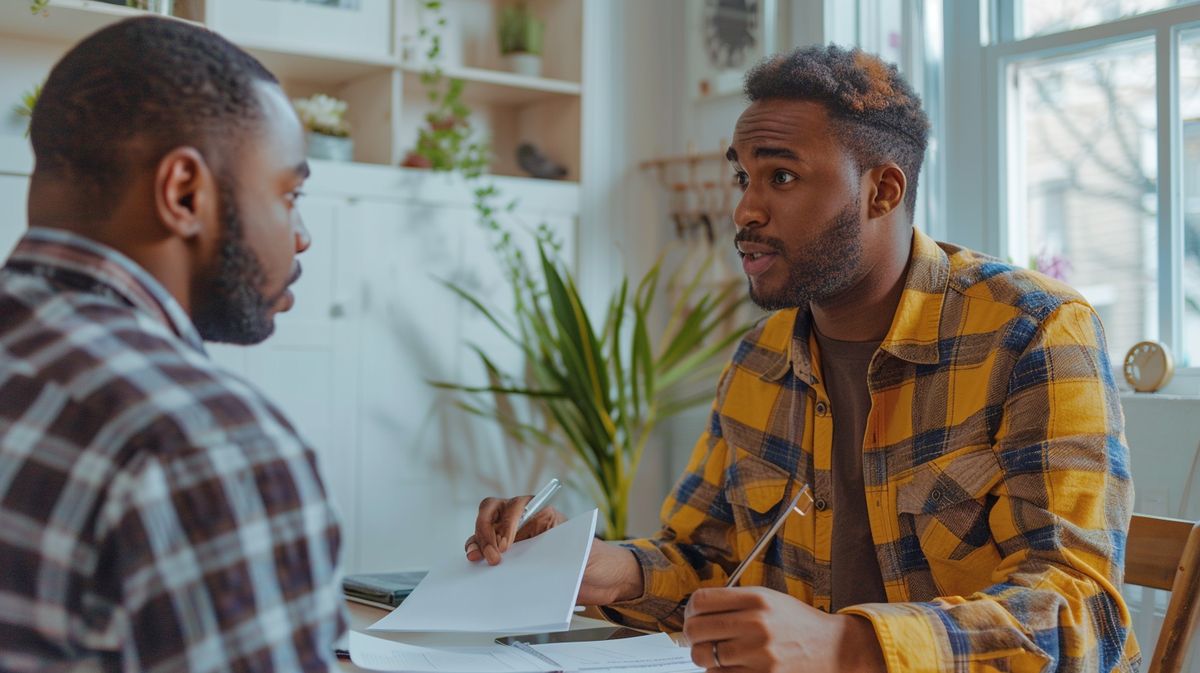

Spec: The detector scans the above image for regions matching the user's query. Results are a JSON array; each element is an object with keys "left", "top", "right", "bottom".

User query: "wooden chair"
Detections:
[{"left": 1126, "top": 514, "right": 1200, "bottom": 673}]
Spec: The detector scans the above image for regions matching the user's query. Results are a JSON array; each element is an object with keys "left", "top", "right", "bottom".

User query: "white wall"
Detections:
[
  {"left": 587, "top": 1, "right": 830, "bottom": 531},
  {"left": 579, "top": 0, "right": 688, "bottom": 536}
]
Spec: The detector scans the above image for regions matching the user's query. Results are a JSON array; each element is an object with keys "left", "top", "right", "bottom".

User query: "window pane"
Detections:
[
  {"left": 1018, "top": 0, "right": 1199, "bottom": 39},
  {"left": 1012, "top": 40, "right": 1158, "bottom": 365},
  {"left": 1182, "top": 30, "right": 1200, "bottom": 366}
]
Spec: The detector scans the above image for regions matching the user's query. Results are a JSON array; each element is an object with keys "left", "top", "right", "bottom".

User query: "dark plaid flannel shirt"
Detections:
[{"left": 0, "top": 228, "right": 346, "bottom": 672}]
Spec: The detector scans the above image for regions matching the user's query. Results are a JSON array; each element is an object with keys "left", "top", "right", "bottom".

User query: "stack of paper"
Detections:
[
  {"left": 349, "top": 631, "right": 702, "bottom": 673},
  {"left": 370, "top": 509, "right": 598, "bottom": 634}
]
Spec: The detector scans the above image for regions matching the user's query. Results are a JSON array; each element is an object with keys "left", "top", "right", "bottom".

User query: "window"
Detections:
[
  {"left": 991, "top": 2, "right": 1200, "bottom": 378},
  {"left": 1017, "top": 0, "right": 1199, "bottom": 39},
  {"left": 1010, "top": 40, "right": 1158, "bottom": 362},
  {"left": 1181, "top": 29, "right": 1200, "bottom": 365},
  {"left": 827, "top": 0, "right": 946, "bottom": 240}
]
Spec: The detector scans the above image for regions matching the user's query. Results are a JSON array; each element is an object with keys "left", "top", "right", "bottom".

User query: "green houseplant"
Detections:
[
  {"left": 437, "top": 248, "right": 748, "bottom": 540},
  {"left": 498, "top": 3, "right": 544, "bottom": 77}
]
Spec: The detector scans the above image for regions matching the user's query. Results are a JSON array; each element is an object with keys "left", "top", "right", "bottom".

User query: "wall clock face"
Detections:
[
  {"left": 704, "top": 0, "right": 759, "bottom": 70},
  {"left": 1123, "top": 340, "right": 1174, "bottom": 393}
]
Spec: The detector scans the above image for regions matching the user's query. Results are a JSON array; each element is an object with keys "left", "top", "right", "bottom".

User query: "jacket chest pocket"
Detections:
[
  {"left": 896, "top": 445, "right": 1003, "bottom": 595},
  {"left": 725, "top": 448, "right": 793, "bottom": 532}
]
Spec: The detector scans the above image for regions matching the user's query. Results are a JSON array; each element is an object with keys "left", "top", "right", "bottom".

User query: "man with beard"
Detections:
[
  {"left": 466, "top": 46, "right": 1137, "bottom": 673},
  {"left": 0, "top": 17, "right": 344, "bottom": 672}
]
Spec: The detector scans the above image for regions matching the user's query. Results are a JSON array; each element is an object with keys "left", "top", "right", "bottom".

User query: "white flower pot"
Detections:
[
  {"left": 504, "top": 53, "right": 543, "bottom": 78},
  {"left": 127, "top": 0, "right": 173, "bottom": 14},
  {"left": 307, "top": 132, "right": 354, "bottom": 162}
]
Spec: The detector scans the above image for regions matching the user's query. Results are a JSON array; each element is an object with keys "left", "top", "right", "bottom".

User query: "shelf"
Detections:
[
  {"left": 0, "top": 1, "right": 396, "bottom": 87},
  {"left": 243, "top": 40, "right": 397, "bottom": 86},
  {"left": 0, "top": 0, "right": 197, "bottom": 43},
  {"left": 401, "top": 64, "right": 580, "bottom": 106}
]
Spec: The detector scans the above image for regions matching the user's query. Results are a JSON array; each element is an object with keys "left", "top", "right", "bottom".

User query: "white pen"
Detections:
[
  {"left": 517, "top": 478, "right": 562, "bottom": 531},
  {"left": 724, "top": 483, "right": 813, "bottom": 587}
]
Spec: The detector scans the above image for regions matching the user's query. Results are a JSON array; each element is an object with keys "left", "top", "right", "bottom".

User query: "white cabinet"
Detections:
[
  {"left": 211, "top": 166, "right": 577, "bottom": 573},
  {"left": 0, "top": 175, "right": 28, "bottom": 258},
  {"left": 349, "top": 198, "right": 466, "bottom": 571},
  {"left": 208, "top": 194, "right": 364, "bottom": 569},
  {"left": 0, "top": 0, "right": 593, "bottom": 568}
]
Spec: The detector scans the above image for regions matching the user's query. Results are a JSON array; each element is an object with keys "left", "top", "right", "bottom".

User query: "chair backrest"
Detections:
[{"left": 1126, "top": 514, "right": 1200, "bottom": 673}]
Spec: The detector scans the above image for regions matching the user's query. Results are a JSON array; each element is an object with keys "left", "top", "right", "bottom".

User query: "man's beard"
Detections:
[
  {"left": 738, "top": 199, "right": 864, "bottom": 311},
  {"left": 192, "top": 179, "right": 279, "bottom": 345}
]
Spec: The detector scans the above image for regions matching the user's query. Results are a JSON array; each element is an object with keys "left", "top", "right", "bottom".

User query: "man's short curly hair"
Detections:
[
  {"left": 31, "top": 17, "right": 278, "bottom": 215},
  {"left": 744, "top": 45, "right": 930, "bottom": 220}
]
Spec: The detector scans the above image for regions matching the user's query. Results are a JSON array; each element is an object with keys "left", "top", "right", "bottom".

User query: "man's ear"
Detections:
[
  {"left": 153, "top": 147, "right": 216, "bottom": 239},
  {"left": 866, "top": 163, "right": 907, "bottom": 220}
]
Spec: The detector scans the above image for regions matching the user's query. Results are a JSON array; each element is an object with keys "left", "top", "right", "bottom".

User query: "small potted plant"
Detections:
[
  {"left": 293, "top": 93, "right": 353, "bottom": 162},
  {"left": 498, "top": 3, "right": 544, "bottom": 78}
]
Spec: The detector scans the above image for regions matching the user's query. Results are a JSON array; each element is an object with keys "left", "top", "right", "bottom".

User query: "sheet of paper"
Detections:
[
  {"left": 370, "top": 509, "right": 598, "bottom": 633},
  {"left": 531, "top": 633, "right": 702, "bottom": 672},
  {"left": 348, "top": 632, "right": 555, "bottom": 672}
]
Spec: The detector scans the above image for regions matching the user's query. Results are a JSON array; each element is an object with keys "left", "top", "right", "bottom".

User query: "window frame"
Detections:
[
  {"left": 826, "top": 0, "right": 947, "bottom": 241},
  {"left": 985, "top": 1, "right": 1200, "bottom": 392}
]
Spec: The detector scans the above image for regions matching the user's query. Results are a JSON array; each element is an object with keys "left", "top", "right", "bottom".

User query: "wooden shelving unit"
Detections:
[
  {"left": 0, "top": 0, "right": 584, "bottom": 182},
  {"left": 400, "top": 64, "right": 581, "bottom": 105}
]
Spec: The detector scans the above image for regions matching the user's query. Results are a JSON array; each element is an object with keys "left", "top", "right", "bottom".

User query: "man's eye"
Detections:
[
  {"left": 287, "top": 190, "right": 306, "bottom": 204},
  {"left": 772, "top": 171, "right": 795, "bottom": 185},
  {"left": 733, "top": 172, "right": 748, "bottom": 188}
]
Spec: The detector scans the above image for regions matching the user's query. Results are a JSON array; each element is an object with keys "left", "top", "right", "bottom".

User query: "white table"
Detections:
[{"left": 337, "top": 600, "right": 619, "bottom": 671}]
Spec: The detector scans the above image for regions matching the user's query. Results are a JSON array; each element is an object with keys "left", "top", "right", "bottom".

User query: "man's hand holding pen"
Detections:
[{"left": 683, "top": 586, "right": 885, "bottom": 673}]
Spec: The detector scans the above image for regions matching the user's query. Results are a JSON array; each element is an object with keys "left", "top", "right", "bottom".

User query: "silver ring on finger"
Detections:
[{"left": 712, "top": 641, "right": 723, "bottom": 668}]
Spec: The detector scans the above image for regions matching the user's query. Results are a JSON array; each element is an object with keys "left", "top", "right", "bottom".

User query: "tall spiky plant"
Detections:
[{"left": 435, "top": 242, "right": 748, "bottom": 539}]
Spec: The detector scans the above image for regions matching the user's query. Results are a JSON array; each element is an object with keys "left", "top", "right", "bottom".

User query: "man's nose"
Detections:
[
  {"left": 294, "top": 215, "right": 311, "bottom": 254},
  {"left": 733, "top": 185, "right": 766, "bottom": 232}
]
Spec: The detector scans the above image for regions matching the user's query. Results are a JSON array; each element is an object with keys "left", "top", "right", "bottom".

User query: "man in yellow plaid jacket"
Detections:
[{"left": 468, "top": 44, "right": 1138, "bottom": 673}]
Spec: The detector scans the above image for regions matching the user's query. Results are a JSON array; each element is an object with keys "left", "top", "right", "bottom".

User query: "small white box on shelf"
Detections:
[{"left": 206, "top": 0, "right": 393, "bottom": 63}]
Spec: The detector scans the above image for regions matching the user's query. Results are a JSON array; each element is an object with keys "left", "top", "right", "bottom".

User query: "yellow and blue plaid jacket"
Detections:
[{"left": 606, "top": 229, "right": 1138, "bottom": 673}]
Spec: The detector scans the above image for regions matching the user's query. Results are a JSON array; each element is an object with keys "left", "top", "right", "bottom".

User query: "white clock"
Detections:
[{"left": 1123, "top": 340, "right": 1174, "bottom": 393}]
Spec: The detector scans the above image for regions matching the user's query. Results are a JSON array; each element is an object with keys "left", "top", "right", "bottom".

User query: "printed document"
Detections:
[
  {"left": 370, "top": 509, "right": 598, "bottom": 633},
  {"left": 349, "top": 631, "right": 702, "bottom": 672}
]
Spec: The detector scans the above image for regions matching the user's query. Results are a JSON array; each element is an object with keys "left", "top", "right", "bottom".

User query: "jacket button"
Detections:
[
  {"left": 815, "top": 401, "right": 828, "bottom": 416},
  {"left": 814, "top": 498, "right": 828, "bottom": 511}
]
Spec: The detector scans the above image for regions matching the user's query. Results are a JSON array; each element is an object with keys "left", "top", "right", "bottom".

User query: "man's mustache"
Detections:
[{"left": 733, "top": 230, "right": 785, "bottom": 254}]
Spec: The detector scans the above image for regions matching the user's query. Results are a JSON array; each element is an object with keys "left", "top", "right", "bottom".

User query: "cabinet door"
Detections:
[
  {"left": 0, "top": 175, "right": 28, "bottom": 259},
  {"left": 351, "top": 199, "right": 474, "bottom": 571},
  {"left": 208, "top": 195, "right": 363, "bottom": 570}
]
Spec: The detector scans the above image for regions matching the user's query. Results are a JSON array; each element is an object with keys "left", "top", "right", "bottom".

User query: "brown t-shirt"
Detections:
[{"left": 813, "top": 328, "right": 888, "bottom": 611}]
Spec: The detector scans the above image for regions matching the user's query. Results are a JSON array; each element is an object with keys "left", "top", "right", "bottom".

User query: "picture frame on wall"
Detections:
[{"left": 688, "top": 0, "right": 778, "bottom": 100}]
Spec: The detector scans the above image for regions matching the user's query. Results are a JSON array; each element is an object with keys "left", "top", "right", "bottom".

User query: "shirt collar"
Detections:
[
  {"left": 754, "top": 228, "right": 949, "bottom": 385},
  {"left": 7, "top": 227, "right": 207, "bottom": 355}
]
